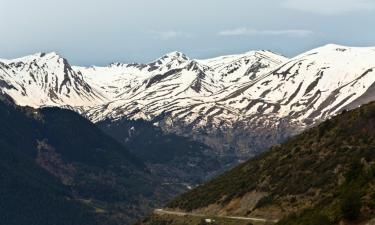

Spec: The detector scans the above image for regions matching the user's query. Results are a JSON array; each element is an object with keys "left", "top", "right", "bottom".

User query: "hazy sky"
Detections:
[{"left": 1, "top": 0, "right": 374, "bottom": 65}]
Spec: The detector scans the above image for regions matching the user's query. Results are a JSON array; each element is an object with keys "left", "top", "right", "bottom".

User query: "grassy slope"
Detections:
[{"left": 166, "top": 102, "right": 375, "bottom": 224}]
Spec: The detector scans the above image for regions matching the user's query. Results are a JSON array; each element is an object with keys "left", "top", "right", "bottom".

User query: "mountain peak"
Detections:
[
  {"left": 40, "top": 51, "right": 61, "bottom": 58},
  {"left": 146, "top": 51, "right": 190, "bottom": 71},
  {"left": 163, "top": 51, "right": 188, "bottom": 58},
  {"left": 157, "top": 51, "right": 189, "bottom": 63},
  {"left": 322, "top": 43, "right": 349, "bottom": 49},
  {"left": 108, "top": 62, "right": 128, "bottom": 67},
  {"left": 314, "top": 44, "right": 353, "bottom": 53},
  {"left": 308, "top": 43, "right": 375, "bottom": 54},
  {"left": 2, "top": 51, "right": 65, "bottom": 64}
]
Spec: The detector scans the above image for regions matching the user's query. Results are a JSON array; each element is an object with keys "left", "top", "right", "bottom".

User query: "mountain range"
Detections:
[{"left": 1, "top": 44, "right": 375, "bottom": 160}]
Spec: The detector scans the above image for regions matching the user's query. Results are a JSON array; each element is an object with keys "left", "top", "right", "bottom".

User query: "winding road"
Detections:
[{"left": 154, "top": 209, "right": 279, "bottom": 223}]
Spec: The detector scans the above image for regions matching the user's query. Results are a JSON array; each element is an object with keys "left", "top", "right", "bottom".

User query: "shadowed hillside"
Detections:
[
  {"left": 0, "top": 97, "right": 172, "bottom": 225},
  {"left": 97, "top": 118, "right": 228, "bottom": 186}
]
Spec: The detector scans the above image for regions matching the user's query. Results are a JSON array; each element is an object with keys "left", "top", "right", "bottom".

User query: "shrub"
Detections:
[
  {"left": 255, "top": 195, "right": 274, "bottom": 208},
  {"left": 345, "top": 160, "right": 363, "bottom": 183},
  {"left": 341, "top": 191, "right": 361, "bottom": 220},
  {"left": 306, "top": 213, "right": 332, "bottom": 225},
  {"left": 277, "top": 211, "right": 331, "bottom": 225}
]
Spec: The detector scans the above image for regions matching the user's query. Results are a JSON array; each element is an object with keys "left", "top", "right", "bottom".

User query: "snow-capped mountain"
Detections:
[
  {"left": 226, "top": 44, "right": 375, "bottom": 123},
  {"left": 198, "top": 50, "right": 286, "bottom": 85},
  {"left": 209, "top": 44, "right": 375, "bottom": 124},
  {"left": 79, "top": 50, "right": 286, "bottom": 122},
  {"left": 81, "top": 45, "right": 375, "bottom": 157},
  {"left": 0, "top": 52, "right": 105, "bottom": 107},
  {"left": 1, "top": 44, "right": 375, "bottom": 158},
  {"left": 75, "top": 52, "right": 222, "bottom": 102}
]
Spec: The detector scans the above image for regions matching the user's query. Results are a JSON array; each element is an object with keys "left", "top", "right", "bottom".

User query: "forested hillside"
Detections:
[{"left": 162, "top": 102, "right": 375, "bottom": 225}]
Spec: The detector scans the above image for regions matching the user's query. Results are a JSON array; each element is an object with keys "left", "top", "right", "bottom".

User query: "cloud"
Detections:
[
  {"left": 282, "top": 0, "right": 375, "bottom": 14},
  {"left": 149, "top": 30, "right": 193, "bottom": 40},
  {"left": 218, "top": 28, "right": 313, "bottom": 38}
]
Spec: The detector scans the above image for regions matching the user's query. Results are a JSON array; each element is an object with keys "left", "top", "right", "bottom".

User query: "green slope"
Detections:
[{"left": 166, "top": 102, "right": 375, "bottom": 224}]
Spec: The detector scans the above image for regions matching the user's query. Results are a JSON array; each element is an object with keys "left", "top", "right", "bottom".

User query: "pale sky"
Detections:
[{"left": 0, "top": 0, "right": 374, "bottom": 65}]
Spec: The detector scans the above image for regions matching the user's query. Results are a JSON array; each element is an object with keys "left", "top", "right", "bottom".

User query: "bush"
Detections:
[
  {"left": 277, "top": 211, "right": 331, "bottom": 225},
  {"left": 306, "top": 213, "right": 331, "bottom": 225},
  {"left": 345, "top": 160, "right": 363, "bottom": 183},
  {"left": 255, "top": 195, "right": 274, "bottom": 208},
  {"left": 341, "top": 191, "right": 361, "bottom": 220}
]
